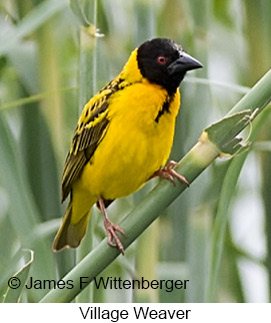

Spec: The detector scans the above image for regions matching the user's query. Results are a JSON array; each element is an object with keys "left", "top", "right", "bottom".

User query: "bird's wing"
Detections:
[{"left": 61, "top": 87, "right": 115, "bottom": 202}]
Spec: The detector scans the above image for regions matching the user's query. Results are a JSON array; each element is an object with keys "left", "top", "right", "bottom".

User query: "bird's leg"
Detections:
[
  {"left": 152, "top": 160, "right": 190, "bottom": 186},
  {"left": 97, "top": 197, "right": 126, "bottom": 255}
]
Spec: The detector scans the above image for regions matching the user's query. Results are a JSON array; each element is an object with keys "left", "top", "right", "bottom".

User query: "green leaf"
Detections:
[
  {"left": 206, "top": 105, "right": 271, "bottom": 301},
  {"left": 0, "top": 113, "right": 55, "bottom": 300},
  {"left": 0, "top": 0, "right": 68, "bottom": 57},
  {"left": 70, "top": 0, "right": 90, "bottom": 26},
  {"left": 203, "top": 110, "right": 254, "bottom": 155},
  {"left": 2, "top": 250, "right": 34, "bottom": 303}
]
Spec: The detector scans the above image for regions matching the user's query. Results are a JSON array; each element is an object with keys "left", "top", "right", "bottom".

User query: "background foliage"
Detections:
[{"left": 0, "top": 0, "right": 270, "bottom": 303}]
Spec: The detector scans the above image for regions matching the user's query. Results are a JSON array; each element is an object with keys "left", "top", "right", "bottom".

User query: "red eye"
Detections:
[{"left": 157, "top": 56, "right": 166, "bottom": 65}]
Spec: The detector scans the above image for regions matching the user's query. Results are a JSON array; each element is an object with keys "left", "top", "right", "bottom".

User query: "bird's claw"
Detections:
[
  {"left": 155, "top": 160, "right": 190, "bottom": 187},
  {"left": 104, "top": 218, "right": 126, "bottom": 254}
]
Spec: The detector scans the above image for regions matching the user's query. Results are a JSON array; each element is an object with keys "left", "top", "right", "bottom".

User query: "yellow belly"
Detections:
[{"left": 77, "top": 81, "right": 180, "bottom": 200}]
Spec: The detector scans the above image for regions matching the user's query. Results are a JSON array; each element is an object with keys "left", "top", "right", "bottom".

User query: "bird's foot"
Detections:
[
  {"left": 104, "top": 217, "right": 125, "bottom": 255},
  {"left": 98, "top": 197, "right": 126, "bottom": 254},
  {"left": 154, "top": 160, "right": 190, "bottom": 186}
]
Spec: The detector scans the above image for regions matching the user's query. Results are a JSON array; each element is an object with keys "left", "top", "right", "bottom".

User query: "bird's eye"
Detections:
[{"left": 157, "top": 56, "right": 166, "bottom": 65}]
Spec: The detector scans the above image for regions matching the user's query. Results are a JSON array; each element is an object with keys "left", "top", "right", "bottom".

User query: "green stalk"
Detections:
[
  {"left": 38, "top": 22, "right": 64, "bottom": 160},
  {"left": 245, "top": 0, "right": 271, "bottom": 301},
  {"left": 72, "top": 0, "right": 99, "bottom": 302},
  {"left": 262, "top": 122, "right": 271, "bottom": 301},
  {"left": 133, "top": 0, "right": 158, "bottom": 303},
  {"left": 186, "top": 208, "right": 212, "bottom": 302},
  {"left": 227, "top": 70, "right": 271, "bottom": 116},
  {"left": 135, "top": 220, "right": 160, "bottom": 302},
  {"left": 34, "top": 6, "right": 71, "bottom": 281},
  {"left": 40, "top": 69, "right": 271, "bottom": 303}
]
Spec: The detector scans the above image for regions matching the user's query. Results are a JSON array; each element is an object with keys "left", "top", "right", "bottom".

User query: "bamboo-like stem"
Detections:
[
  {"left": 40, "top": 69, "right": 271, "bottom": 303},
  {"left": 244, "top": 1, "right": 271, "bottom": 302},
  {"left": 133, "top": 0, "right": 158, "bottom": 303},
  {"left": 75, "top": 0, "right": 98, "bottom": 303},
  {"left": 227, "top": 70, "right": 271, "bottom": 116},
  {"left": 38, "top": 23, "right": 64, "bottom": 161}
]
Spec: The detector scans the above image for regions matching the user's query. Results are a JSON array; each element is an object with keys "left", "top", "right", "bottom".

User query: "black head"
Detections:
[{"left": 137, "top": 38, "right": 202, "bottom": 94}]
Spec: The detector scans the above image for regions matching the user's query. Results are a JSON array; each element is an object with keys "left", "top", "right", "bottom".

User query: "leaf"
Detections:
[
  {"left": 70, "top": 0, "right": 89, "bottom": 26},
  {"left": 202, "top": 110, "right": 256, "bottom": 155},
  {"left": 7, "top": 42, "right": 39, "bottom": 94},
  {"left": 0, "top": 0, "right": 68, "bottom": 57},
  {"left": 206, "top": 104, "right": 271, "bottom": 301},
  {"left": 0, "top": 113, "right": 55, "bottom": 300},
  {"left": 2, "top": 250, "right": 34, "bottom": 303}
]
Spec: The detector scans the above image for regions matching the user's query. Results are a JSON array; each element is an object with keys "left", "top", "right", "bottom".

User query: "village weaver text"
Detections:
[{"left": 79, "top": 306, "right": 191, "bottom": 321}]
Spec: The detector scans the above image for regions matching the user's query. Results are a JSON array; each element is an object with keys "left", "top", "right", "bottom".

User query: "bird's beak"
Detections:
[{"left": 168, "top": 52, "right": 203, "bottom": 75}]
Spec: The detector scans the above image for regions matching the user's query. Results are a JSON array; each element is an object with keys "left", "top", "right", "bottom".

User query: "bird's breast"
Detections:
[{"left": 81, "top": 82, "right": 181, "bottom": 199}]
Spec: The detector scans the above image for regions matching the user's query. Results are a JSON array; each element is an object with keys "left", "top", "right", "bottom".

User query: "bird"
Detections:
[{"left": 53, "top": 38, "right": 202, "bottom": 254}]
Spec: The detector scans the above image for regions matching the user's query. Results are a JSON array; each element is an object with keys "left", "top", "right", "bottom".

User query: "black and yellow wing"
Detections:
[{"left": 61, "top": 79, "right": 122, "bottom": 202}]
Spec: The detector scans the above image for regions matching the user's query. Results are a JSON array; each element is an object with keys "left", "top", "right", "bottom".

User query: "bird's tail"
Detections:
[{"left": 53, "top": 202, "right": 91, "bottom": 251}]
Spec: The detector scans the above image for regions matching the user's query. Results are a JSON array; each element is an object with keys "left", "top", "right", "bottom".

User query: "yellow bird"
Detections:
[{"left": 53, "top": 38, "right": 202, "bottom": 254}]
